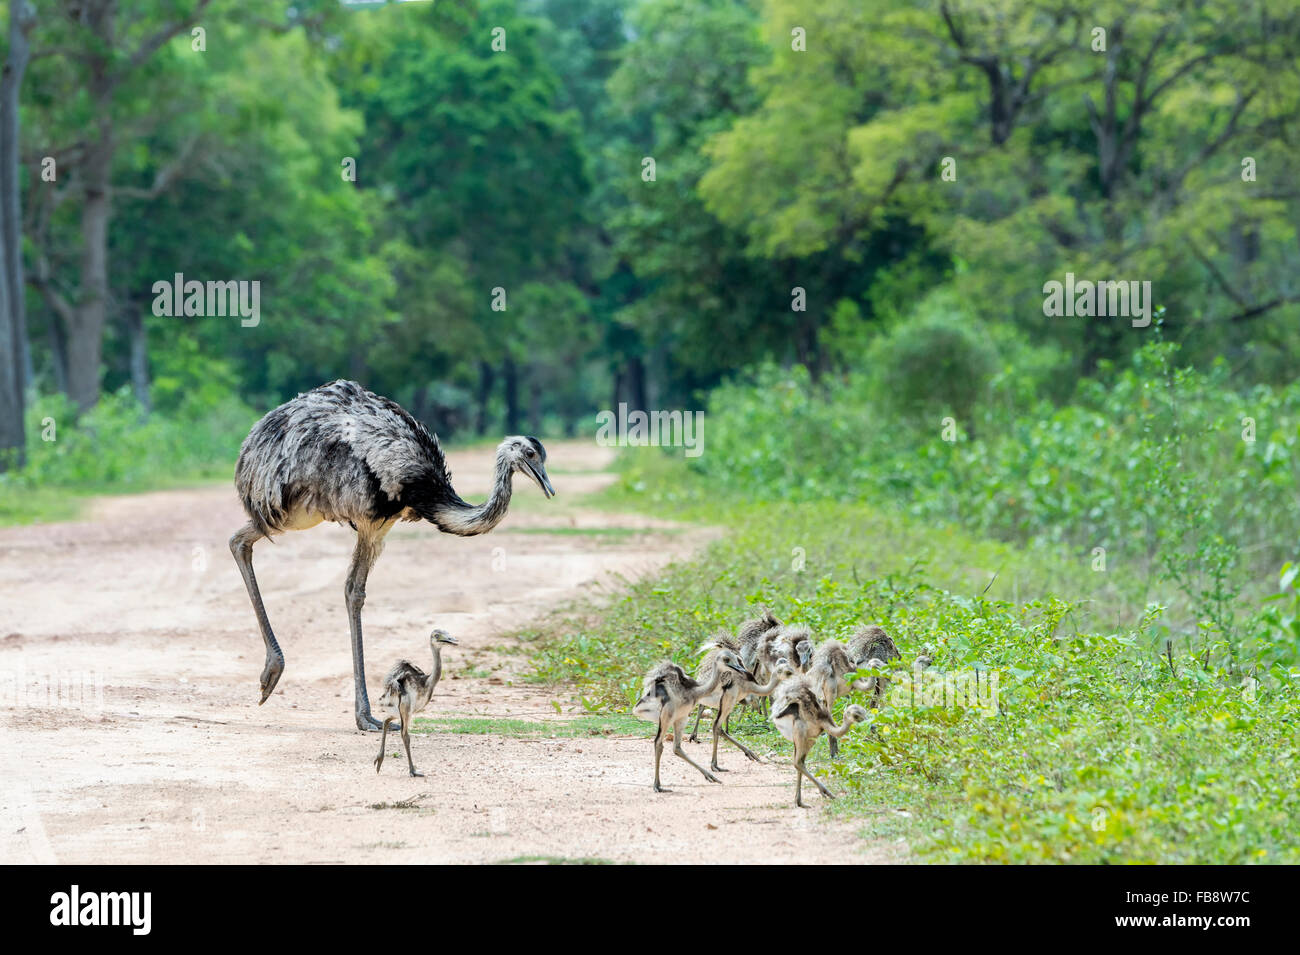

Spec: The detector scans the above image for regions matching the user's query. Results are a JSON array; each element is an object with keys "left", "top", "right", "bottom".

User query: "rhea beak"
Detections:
[
  {"left": 432, "top": 633, "right": 459, "bottom": 645},
  {"left": 524, "top": 460, "right": 555, "bottom": 499},
  {"left": 727, "top": 662, "right": 749, "bottom": 677}
]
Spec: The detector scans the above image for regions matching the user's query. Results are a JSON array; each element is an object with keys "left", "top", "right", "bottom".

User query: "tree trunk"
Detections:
[
  {"left": 527, "top": 373, "right": 542, "bottom": 435},
  {"left": 0, "top": 1, "right": 33, "bottom": 469},
  {"left": 475, "top": 360, "right": 494, "bottom": 434},
  {"left": 502, "top": 356, "right": 520, "bottom": 434},
  {"left": 126, "top": 307, "right": 150, "bottom": 411},
  {"left": 625, "top": 354, "right": 647, "bottom": 413},
  {"left": 65, "top": 162, "right": 111, "bottom": 410},
  {"left": 65, "top": 188, "right": 109, "bottom": 407},
  {"left": 0, "top": 203, "right": 17, "bottom": 468}
]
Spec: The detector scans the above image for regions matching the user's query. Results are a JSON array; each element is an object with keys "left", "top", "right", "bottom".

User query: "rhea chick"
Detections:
[
  {"left": 373, "top": 629, "right": 458, "bottom": 776},
  {"left": 770, "top": 675, "right": 869, "bottom": 807},
  {"left": 807, "top": 639, "right": 881, "bottom": 760},
  {"left": 633, "top": 649, "right": 748, "bottom": 792}
]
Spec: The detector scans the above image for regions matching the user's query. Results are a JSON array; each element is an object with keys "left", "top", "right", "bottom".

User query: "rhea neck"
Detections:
[
  {"left": 420, "top": 641, "right": 447, "bottom": 704},
  {"left": 754, "top": 671, "right": 788, "bottom": 695},
  {"left": 692, "top": 665, "right": 729, "bottom": 703},
  {"left": 433, "top": 447, "right": 515, "bottom": 537},
  {"left": 825, "top": 715, "right": 857, "bottom": 738}
]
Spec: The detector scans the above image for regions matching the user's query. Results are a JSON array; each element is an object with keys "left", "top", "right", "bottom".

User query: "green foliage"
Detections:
[
  {"left": 0, "top": 386, "right": 255, "bottom": 523},
  {"left": 660, "top": 340, "right": 1300, "bottom": 665}
]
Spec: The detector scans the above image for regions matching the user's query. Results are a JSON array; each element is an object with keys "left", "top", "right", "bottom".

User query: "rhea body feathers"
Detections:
[{"left": 234, "top": 379, "right": 552, "bottom": 539}]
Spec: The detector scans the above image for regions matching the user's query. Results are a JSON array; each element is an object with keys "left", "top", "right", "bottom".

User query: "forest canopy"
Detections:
[{"left": 0, "top": 0, "right": 1297, "bottom": 454}]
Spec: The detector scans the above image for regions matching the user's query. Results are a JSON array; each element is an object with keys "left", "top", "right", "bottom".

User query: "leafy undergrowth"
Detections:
[{"left": 526, "top": 487, "right": 1300, "bottom": 863}]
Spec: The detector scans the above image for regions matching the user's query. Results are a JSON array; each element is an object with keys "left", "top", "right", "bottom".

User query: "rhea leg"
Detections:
[
  {"left": 653, "top": 722, "right": 669, "bottom": 792},
  {"left": 710, "top": 710, "right": 726, "bottom": 772},
  {"left": 825, "top": 691, "right": 840, "bottom": 760},
  {"left": 672, "top": 716, "right": 720, "bottom": 784},
  {"left": 399, "top": 701, "right": 421, "bottom": 777},
  {"left": 345, "top": 530, "right": 386, "bottom": 731},
  {"left": 230, "top": 522, "right": 285, "bottom": 704},
  {"left": 797, "top": 748, "right": 834, "bottom": 801},
  {"left": 374, "top": 716, "right": 396, "bottom": 772},
  {"left": 688, "top": 704, "right": 706, "bottom": 743},
  {"left": 718, "top": 695, "right": 760, "bottom": 765},
  {"left": 793, "top": 738, "right": 806, "bottom": 807}
]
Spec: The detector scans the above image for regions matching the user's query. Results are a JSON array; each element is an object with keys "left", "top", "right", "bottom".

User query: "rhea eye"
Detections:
[{"left": 525, "top": 447, "right": 535, "bottom": 457}]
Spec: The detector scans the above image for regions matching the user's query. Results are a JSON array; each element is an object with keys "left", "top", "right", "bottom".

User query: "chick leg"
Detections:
[
  {"left": 373, "top": 716, "right": 396, "bottom": 773},
  {"left": 797, "top": 753, "right": 833, "bottom": 799},
  {"left": 688, "top": 704, "right": 706, "bottom": 743},
  {"left": 673, "top": 717, "right": 720, "bottom": 784},
  {"left": 717, "top": 695, "right": 759, "bottom": 764},
  {"left": 653, "top": 721, "right": 669, "bottom": 793},
  {"left": 400, "top": 700, "right": 422, "bottom": 777}
]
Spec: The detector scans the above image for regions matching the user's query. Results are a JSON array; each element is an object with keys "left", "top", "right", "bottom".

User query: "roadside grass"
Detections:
[
  {"left": 524, "top": 453, "right": 1300, "bottom": 863},
  {"left": 496, "top": 855, "right": 621, "bottom": 865},
  {"left": 0, "top": 484, "right": 82, "bottom": 525}
]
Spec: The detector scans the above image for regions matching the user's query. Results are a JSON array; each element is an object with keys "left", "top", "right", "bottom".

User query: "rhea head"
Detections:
[
  {"left": 716, "top": 649, "right": 748, "bottom": 677},
  {"left": 430, "top": 629, "right": 458, "bottom": 646},
  {"left": 503, "top": 435, "right": 555, "bottom": 498},
  {"left": 770, "top": 659, "right": 797, "bottom": 682}
]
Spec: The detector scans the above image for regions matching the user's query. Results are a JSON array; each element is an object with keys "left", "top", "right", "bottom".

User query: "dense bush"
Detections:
[{"left": 868, "top": 307, "right": 999, "bottom": 421}]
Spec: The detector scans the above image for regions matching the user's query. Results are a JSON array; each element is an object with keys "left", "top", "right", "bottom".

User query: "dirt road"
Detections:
[{"left": 0, "top": 441, "right": 897, "bottom": 864}]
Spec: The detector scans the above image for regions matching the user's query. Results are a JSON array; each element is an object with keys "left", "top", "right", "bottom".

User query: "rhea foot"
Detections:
[{"left": 258, "top": 653, "right": 285, "bottom": 704}]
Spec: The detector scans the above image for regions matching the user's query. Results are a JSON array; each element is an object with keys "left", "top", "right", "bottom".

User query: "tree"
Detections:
[
  {"left": 0, "top": 0, "right": 35, "bottom": 467},
  {"left": 22, "top": 0, "right": 223, "bottom": 411},
  {"left": 701, "top": 0, "right": 1300, "bottom": 378}
]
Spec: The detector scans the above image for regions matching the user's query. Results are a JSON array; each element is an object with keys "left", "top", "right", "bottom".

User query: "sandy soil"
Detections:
[{"left": 0, "top": 441, "right": 899, "bottom": 864}]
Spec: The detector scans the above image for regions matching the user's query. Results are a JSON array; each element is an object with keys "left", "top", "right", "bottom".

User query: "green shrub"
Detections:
[
  {"left": 0, "top": 385, "right": 257, "bottom": 523},
  {"left": 868, "top": 307, "right": 998, "bottom": 420}
]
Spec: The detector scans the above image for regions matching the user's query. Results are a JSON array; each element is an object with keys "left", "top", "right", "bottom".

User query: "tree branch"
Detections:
[
  {"left": 118, "top": 0, "right": 214, "bottom": 80},
  {"left": 112, "top": 134, "right": 202, "bottom": 200}
]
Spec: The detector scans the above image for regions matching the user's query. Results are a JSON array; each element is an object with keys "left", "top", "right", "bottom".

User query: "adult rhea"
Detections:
[{"left": 229, "top": 379, "right": 554, "bottom": 730}]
